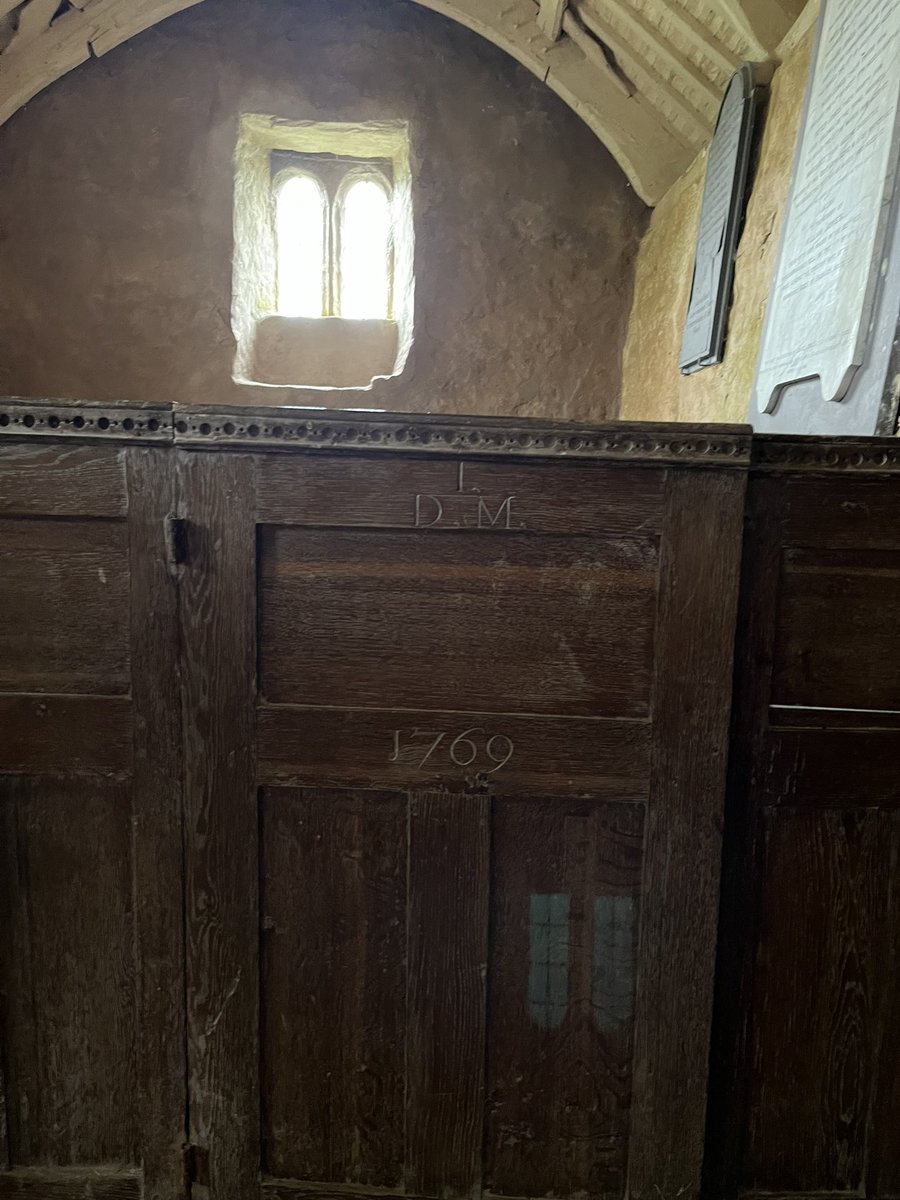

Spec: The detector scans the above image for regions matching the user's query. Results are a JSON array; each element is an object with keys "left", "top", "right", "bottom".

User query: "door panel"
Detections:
[
  {"left": 0, "top": 432, "right": 183, "bottom": 1200},
  {"left": 179, "top": 442, "right": 746, "bottom": 1200}
]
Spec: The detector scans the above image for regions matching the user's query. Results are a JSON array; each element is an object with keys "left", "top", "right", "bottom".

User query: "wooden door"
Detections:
[
  {"left": 0, "top": 403, "right": 184, "bottom": 1200},
  {"left": 709, "top": 438, "right": 900, "bottom": 1200},
  {"left": 175, "top": 411, "right": 749, "bottom": 1200}
]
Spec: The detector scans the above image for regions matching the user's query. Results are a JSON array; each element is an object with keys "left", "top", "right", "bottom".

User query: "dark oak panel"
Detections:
[
  {"left": 0, "top": 1169, "right": 140, "bottom": 1198},
  {"left": 0, "top": 443, "right": 126, "bottom": 518},
  {"left": 772, "top": 549, "right": 900, "bottom": 712},
  {"left": 261, "top": 788, "right": 407, "bottom": 1187},
  {"left": 745, "top": 809, "right": 899, "bottom": 1193},
  {"left": 782, "top": 476, "right": 900, "bottom": 550},
  {"left": 0, "top": 695, "right": 131, "bottom": 774},
  {"left": 406, "top": 792, "right": 489, "bottom": 1197},
  {"left": 0, "top": 777, "right": 138, "bottom": 1166},
  {"left": 259, "top": 529, "right": 658, "bottom": 718},
  {"left": 0, "top": 518, "right": 129, "bottom": 695},
  {"left": 486, "top": 798, "right": 643, "bottom": 1199},
  {"left": 257, "top": 706, "right": 650, "bottom": 797},
  {"left": 254, "top": 455, "right": 666, "bottom": 537},
  {"left": 757, "top": 728, "right": 900, "bottom": 809}
]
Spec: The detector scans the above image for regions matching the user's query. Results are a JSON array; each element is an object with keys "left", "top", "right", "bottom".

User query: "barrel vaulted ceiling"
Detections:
[{"left": 0, "top": 0, "right": 809, "bottom": 203}]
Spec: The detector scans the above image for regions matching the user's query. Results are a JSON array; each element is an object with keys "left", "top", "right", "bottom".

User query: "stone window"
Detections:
[{"left": 233, "top": 116, "right": 414, "bottom": 391}]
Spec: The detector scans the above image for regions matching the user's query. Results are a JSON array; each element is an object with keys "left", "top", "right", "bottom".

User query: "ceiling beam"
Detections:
[{"left": 536, "top": 0, "right": 567, "bottom": 41}]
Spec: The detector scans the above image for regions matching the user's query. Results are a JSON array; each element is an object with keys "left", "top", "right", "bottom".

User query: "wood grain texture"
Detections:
[
  {"left": 781, "top": 475, "right": 900, "bottom": 551},
  {"left": 486, "top": 798, "right": 643, "bottom": 1199},
  {"left": 0, "top": 443, "right": 126, "bottom": 518},
  {"left": 254, "top": 455, "right": 666, "bottom": 537},
  {"left": 0, "top": 696, "right": 131, "bottom": 774},
  {"left": 771, "top": 547, "right": 900, "bottom": 712},
  {"left": 628, "top": 467, "right": 747, "bottom": 1200},
  {"left": 0, "top": 1168, "right": 140, "bottom": 1198},
  {"left": 259, "top": 529, "right": 658, "bottom": 717},
  {"left": 745, "top": 809, "right": 899, "bottom": 1193},
  {"left": 0, "top": 777, "right": 138, "bottom": 1166},
  {"left": 0, "top": 518, "right": 130, "bottom": 694},
  {"left": 257, "top": 706, "right": 650, "bottom": 798},
  {"left": 261, "top": 788, "right": 407, "bottom": 1186},
  {"left": 179, "top": 451, "right": 259, "bottom": 1200},
  {"left": 757, "top": 728, "right": 900, "bottom": 809},
  {"left": 125, "top": 448, "right": 186, "bottom": 1200},
  {"left": 406, "top": 791, "right": 489, "bottom": 1197}
]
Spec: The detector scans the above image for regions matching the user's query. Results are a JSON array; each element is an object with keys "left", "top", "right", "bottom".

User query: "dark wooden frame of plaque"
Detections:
[{"left": 680, "top": 64, "right": 765, "bottom": 375}]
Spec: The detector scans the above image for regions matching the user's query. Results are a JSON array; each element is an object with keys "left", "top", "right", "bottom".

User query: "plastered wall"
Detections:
[
  {"left": 0, "top": 0, "right": 646, "bottom": 419},
  {"left": 620, "top": 12, "right": 817, "bottom": 424}
]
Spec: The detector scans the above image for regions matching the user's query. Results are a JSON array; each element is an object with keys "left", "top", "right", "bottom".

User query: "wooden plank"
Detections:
[
  {"left": 781, "top": 476, "right": 900, "bottom": 551},
  {"left": 0, "top": 695, "right": 131, "bottom": 774},
  {"left": 0, "top": 1168, "right": 140, "bottom": 1198},
  {"left": 125, "top": 449, "right": 185, "bottom": 1200},
  {"left": 0, "top": 777, "right": 138, "bottom": 1165},
  {"left": 257, "top": 706, "right": 650, "bottom": 798},
  {"left": 867, "top": 816, "right": 900, "bottom": 1198},
  {"left": 745, "top": 810, "right": 897, "bottom": 1192},
  {"left": 704, "top": 474, "right": 787, "bottom": 1200},
  {"left": 771, "top": 548, "right": 900, "bottom": 712},
  {"left": 628, "top": 467, "right": 747, "bottom": 1200},
  {"left": 258, "top": 528, "right": 658, "bottom": 718},
  {"left": 485, "top": 798, "right": 643, "bottom": 1198},
  {"left": 0, "top": 442, "right": 126, "bottom": 517},
  {"left": 0, "top": 517, "right": 130, "bottom": 694},
  {"left": 406, "top": 791, "right": 489, "bottom": 1196},
  {"left": 757, "top": 729, "right": 900, "bottom": 808},
  {"left": 179, "top": 451, "right": 259, "bottom": 1200},
  {"left": 261, "top": 1185, "right": 414, "bottom": 1200},
  {"left": 260, "top": 787, "right": 407, "bottom": 1186},
  {"left": 254, "top": 455, "right": 666, "bottom": 537}
]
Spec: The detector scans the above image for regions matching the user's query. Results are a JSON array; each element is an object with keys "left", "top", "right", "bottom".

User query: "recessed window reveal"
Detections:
[{"left": 232, "top": 116, "right": 414, "bottom": 391}]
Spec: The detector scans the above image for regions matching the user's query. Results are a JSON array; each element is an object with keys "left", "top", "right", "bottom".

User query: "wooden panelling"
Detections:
[
  {"left": 258, "top": 529, "right": 657, "bottom": 717},
  {"left": 629, "top": 468, "right": 746, "bottom": 1200},
  {"left": 125, "top": 448, "right": 185, "bottom": 1200},
  {"left": 0, "top": 518, "right": 129, "bottom": 694},
  {"left": 782, "top": 476, "right": 900, "bottom": 550},
  {"left": 0, "top": 443, "right": 126, "bottom": 518},
  {"left": 0, "top": 696, "right": 131, "bottom": 774},
  {"left": 260, "top": 788, "right": 407, "bottom": 1186},
  {"left": 486, "top": 798, "right": 643, "bottom": 1199},
  {"left": 257, "top": 706, "right": 650, "bottom": 797},
  {"left": 0, "top": 1168, "right": 140, "bottom": 1198},
  {"left": 772, "top": 549, "right": 900, "bottom": 712},
  {"left": 179, "top": 452, "right": 259, "bottom": 1200},
  {"left": 406, "top": 792, "right": 489, "bottom": 1197},
  {"left": 745, "top": 810, "right": 900, "bottom": 1193},
  {"left": 0, "top": 777, "right": 138, "bottom": 1166},
  {"left": 254, "top": 455, "right": 666, "bottom": 537},
  {"left": 757, "top": 729, "right": 900, "bottom": 809}
]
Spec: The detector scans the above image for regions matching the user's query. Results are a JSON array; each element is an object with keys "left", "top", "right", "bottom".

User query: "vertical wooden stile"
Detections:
[
  {"left": 179, "top": 451, "right": 260, "bottom": 1200},
  {"left": 126, "top": 447, "right": 187, "bottom": 1200},
  {"left": 628, "top": 466, "right": 747, "bottom": 1200}
]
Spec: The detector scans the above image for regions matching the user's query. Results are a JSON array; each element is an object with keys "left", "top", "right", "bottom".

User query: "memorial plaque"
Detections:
[
  {"left": 753, "top": 0, "right": 900, "bottom": 418},
  {"left": 681, "top": 64, "right": 764, "bottom": 374}
]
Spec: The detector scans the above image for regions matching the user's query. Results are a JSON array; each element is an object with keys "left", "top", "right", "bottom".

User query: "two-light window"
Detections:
[{"left": 273, "top": 155, "right": 393, "bottom": 320}]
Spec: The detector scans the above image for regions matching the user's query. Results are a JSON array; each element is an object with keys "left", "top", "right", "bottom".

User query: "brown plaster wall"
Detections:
[
  {"left": 0, "top": 0, "right": 646, "bottom": 419},
  {"left": 620, "top": 17, "right": 816, "bottom": 424}
]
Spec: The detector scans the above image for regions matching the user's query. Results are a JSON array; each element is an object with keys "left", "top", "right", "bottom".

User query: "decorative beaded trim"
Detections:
[
  {"left": 0, "top": 400, "right": 172, "bottom": 441},
  {"left": 173, "top": 410, "right": 752, "bottom": 466},
  {"left": 753, "top": 437, "right": 900, "bottom": 474}
]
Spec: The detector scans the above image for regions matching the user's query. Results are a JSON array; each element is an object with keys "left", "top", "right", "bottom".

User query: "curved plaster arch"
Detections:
[{"left": 0, "top": 0, "right": 796, "bottom": 203}]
